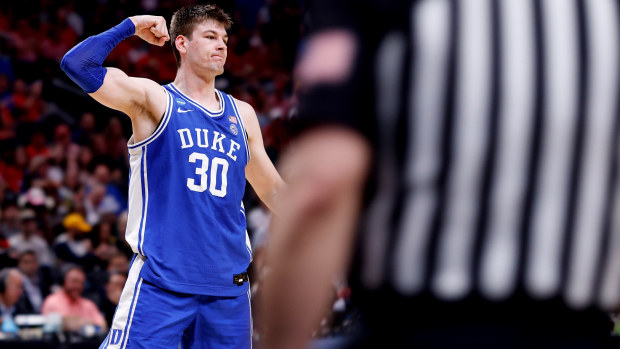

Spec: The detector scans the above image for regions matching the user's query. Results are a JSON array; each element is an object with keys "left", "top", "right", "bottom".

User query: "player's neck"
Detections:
[{"left": 173, "top": 69, "right": 219, "bottom": 109}]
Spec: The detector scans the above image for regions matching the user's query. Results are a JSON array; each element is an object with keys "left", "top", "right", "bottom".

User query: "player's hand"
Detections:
[{"left": 129, "top": 15, "right": 170, "bottom": 47}]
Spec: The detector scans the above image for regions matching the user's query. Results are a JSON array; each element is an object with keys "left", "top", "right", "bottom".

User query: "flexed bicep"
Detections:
[{"left": 89, "top": 68, "right": 167, "bottom": 120}]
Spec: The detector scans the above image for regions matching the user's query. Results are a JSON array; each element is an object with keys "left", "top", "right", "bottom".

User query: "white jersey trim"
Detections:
[
  {"left": 125, "top": 152, "right": 144, "bottom": 254},
  {"left": 105, "top": 255, "right": 145, "bottom": 349},
  {"left": 168, "top": 83, "right": 226, "bottom": 117},
  {"left": 139, "top": 147, "right": 149, "bottom": 256}
]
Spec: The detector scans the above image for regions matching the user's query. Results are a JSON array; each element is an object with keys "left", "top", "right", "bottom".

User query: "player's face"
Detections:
[{"left": 186, "top": 20, "right": 228, "bottom": 76}]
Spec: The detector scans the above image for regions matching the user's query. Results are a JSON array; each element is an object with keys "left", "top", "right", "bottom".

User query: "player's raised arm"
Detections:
[
  {"left": 61, "top": 16, "right": 169, "bottom": 122},
  {"left": 237, "top": 99, "right": 286, "bottom": 215}
]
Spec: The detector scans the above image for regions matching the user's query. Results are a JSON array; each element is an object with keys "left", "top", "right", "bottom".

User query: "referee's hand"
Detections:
[{"left": 129, "top": 15, "right": 170, "bottom": 47}]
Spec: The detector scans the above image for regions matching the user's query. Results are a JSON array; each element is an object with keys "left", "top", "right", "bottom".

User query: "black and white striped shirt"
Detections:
[{"left": 301, "top": 0, "right": 620, "bottom": 312}]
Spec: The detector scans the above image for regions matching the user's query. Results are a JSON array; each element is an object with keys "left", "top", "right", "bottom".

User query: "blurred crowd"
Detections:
[{"left": 0, "top": 0, "right": 317, "bottom": 341}]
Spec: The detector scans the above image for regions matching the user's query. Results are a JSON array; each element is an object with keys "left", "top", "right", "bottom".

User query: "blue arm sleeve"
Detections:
[{"left": 61, "top": 18, "right": 136, "bottom": 93}]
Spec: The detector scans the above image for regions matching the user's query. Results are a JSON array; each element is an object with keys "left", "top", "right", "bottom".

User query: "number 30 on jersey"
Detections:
[{"left": 186, "top": 152, "right": 229, "bottom": 197}]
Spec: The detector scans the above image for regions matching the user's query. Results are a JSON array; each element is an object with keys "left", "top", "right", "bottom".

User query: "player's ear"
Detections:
[{"left": 176, "top": 35, "right": 188, "bottom": 55}]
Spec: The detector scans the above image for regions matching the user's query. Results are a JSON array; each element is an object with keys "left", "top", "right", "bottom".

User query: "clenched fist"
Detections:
[{"left": 129, "top": 15, "right": 170, "bottom": 46}]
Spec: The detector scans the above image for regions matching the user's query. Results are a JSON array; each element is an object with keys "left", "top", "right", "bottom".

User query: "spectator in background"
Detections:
[
  {"left": 0, "top": 224, "right": 10, "bottom": 267},
  {"left": 76, "top": 146, "right": 94, "bottom": 185},
  {"left": 40, "top": 9, "right": 78, "bottom": 64},
  {"left": 5, "top": 19, "right": 39, "bottom": 79},
  {"left": 99, "top": 271, "right": 126, "bottom": 329},
  {"left": 91, "top": 163, "right": 125, "bottom": 212},
  {"left": 54, "top": 212, "right": 97, "bottom": 271},
  {"left": 1, "top": 200, "right": 20, "bottom": 238},
  {"left": 41, "top": 266, "right": 106, "bottom": 332},
  {"left": 83, "top": 182, "right": 120, "bottom": 226},
  {"left": 22, "top": 155, "right": 57, "bottom": 195},
  {"left": 16, "top": 250, "right": 51, "bottom": 313},
  {"left": 8, "top": 208, "right": 53, "bottom": 267},
  {"left": 17, "top": 186, "right": 55, "bottom": 217},
  {"left": 0, "top": 268, "right": 25, "bottom": 322},
  {"left": 0, "top": 73, "right": 11, "bottom": 101},
  {"left": 11, "top": 80, "right": 43, "bottom": 146},
  {"left": 92, "top": 218, "right": 119, "bottom": 266},
  {"left": 24, "top": 130, "right": 49, "bottom": 161},
  {"left": 0, "top": 102, "right": 16, "bottom": 144},
  {"left": 15, "top": 188, "right": 57, "bottom": 244},
  {"left": 88, "top": 133, "right": 110, "bottom": 162},
  {"left": 58, "top": 3, "right": 83, "bottom": 38},
  {"left": 0, "top": 146, "right": 26, "bottom": 194},
  {"left": 103, "top": 117, "right": 129, "bottom": 170},
  {"left": 11, "top": 79, "right": 44, "bottom": 124},
  {"left": 49, "top": 123, "right": 80, "bottom": 167},
  {"left": 72, "top": 112, "right": 96, "bottom": 146},
  {"left": 106, "top": 253, "right": 129, "bottom": 274},
  {"left": 57, "top": 165, "right": 81, "bottom": 217}
]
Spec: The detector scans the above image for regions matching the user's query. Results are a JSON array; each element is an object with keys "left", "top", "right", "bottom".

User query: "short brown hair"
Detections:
[{"left": 170, "top": 4, "right": 233, "bottom": 67}]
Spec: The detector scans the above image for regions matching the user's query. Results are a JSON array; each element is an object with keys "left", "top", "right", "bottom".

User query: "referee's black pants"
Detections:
[{"left": 342, "top": 294, "right": 618, "bottom": 349}]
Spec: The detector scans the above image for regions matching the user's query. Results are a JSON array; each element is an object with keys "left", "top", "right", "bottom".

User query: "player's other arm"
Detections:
[
  {"left": 238, "top": 100, "right": 286, "bottom": 215},
  {"left": 61, "top": 16, "right": 169, "bottom": 122}
]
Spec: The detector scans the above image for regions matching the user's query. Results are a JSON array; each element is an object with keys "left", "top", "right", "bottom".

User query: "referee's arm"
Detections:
[
  {"left": 257, "top": 2, "right": 371, "bottom": 347},
  {"left": 259, "top": 125, "right": 370, "bottom": 349}
]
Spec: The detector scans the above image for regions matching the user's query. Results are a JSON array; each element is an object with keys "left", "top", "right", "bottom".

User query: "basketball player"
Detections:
[
  {"left": 61, "top": 4, "right": 285, "bottom": 349},
  {"left": 261, "top": 0, "right": 620, "bottom": 348}
]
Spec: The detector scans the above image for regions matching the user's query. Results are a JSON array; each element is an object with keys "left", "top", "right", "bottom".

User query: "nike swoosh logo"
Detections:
[{"left": 177, "top": 107, "right": 194, "bottom": 113}]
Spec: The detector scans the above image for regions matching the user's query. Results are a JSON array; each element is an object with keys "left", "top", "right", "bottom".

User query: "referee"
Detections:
[{"left": 260, "top": 0, "right": 620, "bottom": 348}]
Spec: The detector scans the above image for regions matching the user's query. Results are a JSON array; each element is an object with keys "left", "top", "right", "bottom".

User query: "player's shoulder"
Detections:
[
  {"left": 231, "top": 98, "right": 254, "bottom": 115},
  {"left": 230, "top": 98, "right": 259, "bottom": 138},
  {"left": 230, "top": 98, "right": 258, "bottom": 123}
]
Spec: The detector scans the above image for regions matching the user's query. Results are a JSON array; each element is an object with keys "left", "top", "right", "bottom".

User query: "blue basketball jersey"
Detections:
[{"left": 124, "top": 84, "right": 252, "bottom": 296}]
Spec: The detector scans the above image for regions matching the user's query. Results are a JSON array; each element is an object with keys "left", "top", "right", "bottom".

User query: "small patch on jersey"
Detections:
[
  {"left": 176, "top": 98, "right": 187, "bottom": 106},
  {"left": 229, "top": 115, "right": 238, "bottom": 124},
  {"left": 230, "top": 124, "right": 239, "bottom": 136}
]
